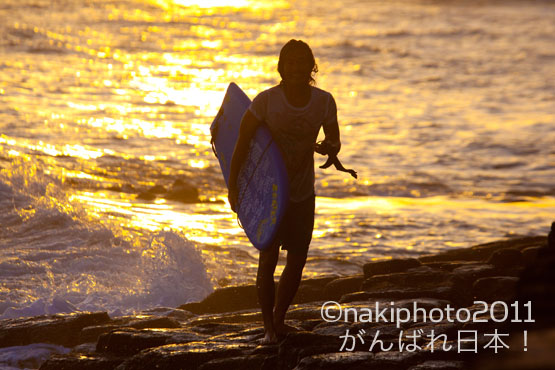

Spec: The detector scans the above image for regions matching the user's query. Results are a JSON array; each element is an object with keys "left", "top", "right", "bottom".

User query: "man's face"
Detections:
[{"left": 282, "top": 50, "right": 312, "bottom": 87}]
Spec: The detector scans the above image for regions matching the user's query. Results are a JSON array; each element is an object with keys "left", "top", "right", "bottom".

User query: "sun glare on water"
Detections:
[
  {"left": 170, "top": 0, "right": 250, "bottom": 7},
  {"left": 150, "top": 0, "right": 288, "bottom": 10},
  {"left": 3, "top": 0, "right": 553, "bottom": 295}
]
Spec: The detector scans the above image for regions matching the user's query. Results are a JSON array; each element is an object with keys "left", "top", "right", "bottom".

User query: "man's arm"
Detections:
[
  {"left": 228, "top": 109, "right": 262, "bottom": 212},
  {"left": 322, "top": 115, "right": 341, "bottom": 157}
]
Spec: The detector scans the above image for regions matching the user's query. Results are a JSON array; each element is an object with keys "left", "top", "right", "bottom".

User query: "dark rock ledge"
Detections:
[{"left": 1, "top": 225, "right": 554, "bottom": 370}]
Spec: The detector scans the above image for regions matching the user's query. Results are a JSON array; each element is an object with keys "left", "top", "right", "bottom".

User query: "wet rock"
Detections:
[
  {"left": 515, "top": 226, "right": 555, "bottom": 326},
  {"left": 373, "top": 351, "right": 423, "bottom": 368},
  {"left": 0, "top": 343, "right": 70, "bottom": 370},
  {"left": 147, "top": 185, "right": 167, "bottom": 194},
  {"left": 521, "top": 247, "right": 541, "bottom": 267},
  {"left": 39, "top": 353, "right": 124, "bottom": 370},
  {"left": 471, "top": 327, "right": 555, "bottom": 370},
  {"left": 186, "top": 311, "right": 262, "bottom": 329},
  {"left": 5, "top": 234, "right": 552, "bottom": 370},
  {"left": 198, "top": 354, "right": 278, "bottom": 370},
  {"left": 548, "top": 221, "right": 555, "bottom": 248},
  {"left": 295, "top": 351, "right": 422, "bottom": 370},
  {"left": 449, "top": 264, "right": 497, "bottom": 305},
  {"left": 180, "top": 284, "right": 257, "bottom": 314},
  {"left": 361, "top": 269, "right": 451, "bottom": 292},
  {"left": 79, "top": 324, "right": 121, "bottom": 344},
  {"left": 395, "top": 298, "right": 452, "bottom": 310},
  {"left": 408, "top": 360, "right": 466, "bottom": 370},
  {"left": 408, "top": 322, "right": 460, "bottom": 341},
  {"left": 294, "top": 276, "right": 339, "bottom": 304},
  {"left": 340, "top": 286, "right": 454, "bottom": 304},
  {"left": 96, "top": 328, "right": 204, "bottom": 356},
  {"left": 297, "top": 319, "right": 324, "bottom": 332},
  {"left": 0, "top": 312, "right": 110, "bottom": 348},
  {"left": 188, "top": 321, "right": 257, "bottom": 336},
  {"left": 107, "top": 184, "right": 135, "bottom": 193},
  {"left": 469, "top": 224, "right": 555, "bottom": 370},
  {"left": 451, "top": 264, "right": 496, "bottom": 282},
  {"left": 163, "top": 308, "right": 196, "bottom": 321},
  {"left": 115, "top": 342, "right": 255, "bottom": 370},
  {"left": 311, "top": 322, "right": 355, "bottom": 337},
  {"left": 418, "top": 236, "right": 546, "bottom": 264},
  {"left": 458, "top": 301, "right": 511, "bottom": 334},
  {"left": 279, "top": 330, "right": 341, "bottom": 349},
  {"left": 417, "top": 339, "right": 463, "bottom": 363},
  {"left": 363, "top": 258, "right": 421, "bottom": 278},
  {"left": 487, "top": 248, "right": 522, "bottom": 269},
  {"left": 79, "top": 317, "right": 181, "bottom": 344},
  {"left": 96, "top": 328, "right": 167, "bottom": 356},
  {"left": 323, "top": 275, "right": 365, "bottom": 301},
  {"left": 286, "top": 306, "right": 329, "bottom": 322},
  {"left": 472, "top": 276, "right": 519, "bottom": 302},
  {"left": 278, "top": 331, "right": 344, "bottom": 369},
  {"left": 421, "top": 261, "right": 475, "bottom": 272},
  {"left": 294, "top": 352, "right": 376, "bottom": 370},
  {"left": 181, "top": 277, "right": 338, "bottom": 315},
  {"left": 136, "top": 185, "right": 168, "bottom": 201},
  {"left": 338, "top": 291, "right": 373, "bottom": 303},
  {"left": 166, "top": 179, "right": 200, "bottom": 203},
  {"left": 313, "top": 322, "right": 399, "bottom": 341},
  {"left": 127, "top": 317, "right": 180, "bottom": 330},
  {"left": 251, "top": 341, "right": 280, "bottom": 355},
  {"left": 72, "top": 342, "right": 98, "bottom": 354},
  {"left": 136, "top": 191, "right": 156, "bottom": 201},
  {"left": 208, "top": 326, "right": 265, "bottom": 343}
]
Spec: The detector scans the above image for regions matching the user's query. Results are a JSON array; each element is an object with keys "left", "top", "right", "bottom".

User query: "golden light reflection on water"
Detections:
[
  {"left": 151, "top": 0, "right": 250, "bottom": 9},
  {"left": 2, "top": 0, "right": 553, "bottom": 292},
  {"left": 150, "top": 0, "right": 289, "bottom": 10},
  {"left": 67, "top": 188, "right": 555, "bottom": 277},
  {"left": 188, "top": 159, "right": 207, "bottom": 168},
  {"left": 71, "top": 192, "right": 244, "bottom": 247},
  {"left": 312, "top": 195, "right": 555, "bottom": 257},
  {"left": 1, "top": 135, "right": 104, "bottom": 160},
  {"left": 3, "top": 0, "right": 287, "bottom": 185},
  {"left": 317, "top": 196, "right": 555, "bottom": 216},
  {"left": 84, "top": 117, "right": 186, "bottom": 140}
]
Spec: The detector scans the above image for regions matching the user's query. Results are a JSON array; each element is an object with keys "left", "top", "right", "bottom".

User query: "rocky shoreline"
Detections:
[{"left": 1, "top": 224, "right": 554, "bottom": 370}]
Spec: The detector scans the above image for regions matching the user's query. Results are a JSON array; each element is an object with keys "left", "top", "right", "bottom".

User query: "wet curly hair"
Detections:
[{"left": 277, "top": 39, "right": 318, "bottom": 85}]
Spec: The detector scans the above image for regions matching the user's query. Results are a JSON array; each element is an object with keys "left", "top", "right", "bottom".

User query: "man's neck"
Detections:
[{"left": 281, "top": 83, "right": 311, "bottom": 107}]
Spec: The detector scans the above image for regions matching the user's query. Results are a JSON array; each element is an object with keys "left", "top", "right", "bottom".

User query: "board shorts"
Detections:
[{"left": 275, "top": 194, "right": 315, "bottom": 255}]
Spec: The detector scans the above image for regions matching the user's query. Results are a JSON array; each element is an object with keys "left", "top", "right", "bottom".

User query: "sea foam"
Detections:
[{"left": 0, "top": 162, "right": 213, "bottom": 319}]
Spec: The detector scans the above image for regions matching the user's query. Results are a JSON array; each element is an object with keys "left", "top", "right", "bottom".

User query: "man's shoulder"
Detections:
[
  {"left": 266, "top": 85, "right": 285, "bottom": 100},
  {"left": 310, "top": 85, "right": 333, "bottom": 100},
  {"left": 259, "top": 84, "right": 281, "bottom": 95},
  {"left": 253, "top": 85, "right": 281, "bottom": 101}
]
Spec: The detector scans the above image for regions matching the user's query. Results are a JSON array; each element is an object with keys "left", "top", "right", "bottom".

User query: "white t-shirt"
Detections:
[{"left": 249, "top": 85, "right": 339, "bottom": 202}]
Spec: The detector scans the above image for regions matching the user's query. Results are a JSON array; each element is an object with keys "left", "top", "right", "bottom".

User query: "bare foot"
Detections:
[{"left": 259, "top": 331, "right": 278, "bottom": 345}]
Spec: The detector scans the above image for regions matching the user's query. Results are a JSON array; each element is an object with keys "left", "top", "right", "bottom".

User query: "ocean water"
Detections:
[{"left": 1, "top": 0, "right": 554, "bottom": 326}]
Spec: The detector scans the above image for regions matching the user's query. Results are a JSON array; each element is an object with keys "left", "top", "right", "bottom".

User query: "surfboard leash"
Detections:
[{"left": 315, "top": 140, "right": 357, "bottom": 179}]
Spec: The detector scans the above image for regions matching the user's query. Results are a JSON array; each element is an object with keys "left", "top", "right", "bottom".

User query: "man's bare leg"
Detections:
[
  {"left": 273, "top": 250, "right": 307, "bottom": 335},
  {"left": 257, "top": 243, "right": 280, "bottom": 344}
]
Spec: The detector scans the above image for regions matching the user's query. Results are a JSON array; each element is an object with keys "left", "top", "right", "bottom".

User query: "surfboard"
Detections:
[{"left": 210, "top": 83, "right": 289, "bottom": 251}]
